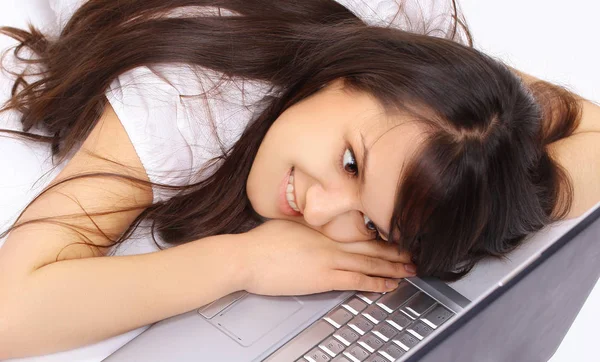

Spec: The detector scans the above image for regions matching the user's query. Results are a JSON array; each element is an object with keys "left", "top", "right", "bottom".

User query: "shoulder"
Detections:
[{"left": 104, "top": 64, "right": 274, "bottom": 202}]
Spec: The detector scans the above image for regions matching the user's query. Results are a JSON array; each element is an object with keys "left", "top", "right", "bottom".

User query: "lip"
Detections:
[{"left": 279, "top": 167, "right": 303, "bottom": 217}]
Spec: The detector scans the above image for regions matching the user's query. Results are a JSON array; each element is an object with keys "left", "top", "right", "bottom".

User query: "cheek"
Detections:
[{"left": 246, "top": 129, "right": 286, "bottom": 216}]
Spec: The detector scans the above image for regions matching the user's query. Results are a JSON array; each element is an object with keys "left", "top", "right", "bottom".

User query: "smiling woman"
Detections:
[
  {"left": 247, "top": 78, "right": 426, "bottom": 243},
  {"left": 0, "top": 0, "right": 594, "bottom": 358}
]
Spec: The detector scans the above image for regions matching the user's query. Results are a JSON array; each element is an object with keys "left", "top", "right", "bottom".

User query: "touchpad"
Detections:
[{"left": 208, "top": 294, "right": 303, "bottom": 347}]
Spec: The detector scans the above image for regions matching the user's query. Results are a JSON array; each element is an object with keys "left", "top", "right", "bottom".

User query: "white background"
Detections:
[{"left": 0, "top": 0, "right": 598, "bottom": 361}]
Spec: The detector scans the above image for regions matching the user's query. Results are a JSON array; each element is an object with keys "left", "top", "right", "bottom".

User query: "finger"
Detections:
[
  {"left": 332, "top": 251, "right": 416, "bottom": 279},
  {"left": 336, "top": 240, "right": 413, "bottom": 264},
  {"left": 328, "top": 270, "right": 400, "bottom": 293}
]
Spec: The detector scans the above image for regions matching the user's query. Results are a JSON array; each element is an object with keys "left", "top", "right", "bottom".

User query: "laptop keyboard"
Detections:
[{"left": 290, "top": 281, "right": 455, "bottom": 362}]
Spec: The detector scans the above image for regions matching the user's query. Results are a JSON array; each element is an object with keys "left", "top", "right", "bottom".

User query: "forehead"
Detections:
[
  {"left": 320, "top": 79, "right": 427, "bottom": 233},
  {"left": 355, "top": 110, "right": 426, "bottom": 236}
]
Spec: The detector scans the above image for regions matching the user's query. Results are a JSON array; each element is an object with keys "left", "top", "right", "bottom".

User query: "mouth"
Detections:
[{"left": 280, "top": 166, "right": 303, "bottom": 216}]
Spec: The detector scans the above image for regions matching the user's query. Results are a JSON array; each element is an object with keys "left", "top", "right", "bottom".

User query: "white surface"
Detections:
[{"left": 0, "top": 0, "right": 598, "bottom": 361}]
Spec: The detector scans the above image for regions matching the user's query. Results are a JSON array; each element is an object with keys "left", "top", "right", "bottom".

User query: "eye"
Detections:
[
  {"left": 342, "top": 148, "right": 358, "bottom": 176},
  {"left": 363, "top": 214, "right": 377, "bottom": 233},
  {"left": 363, "top": 214, "right": 385, "bottom": 240},
  {"left": 340, "top": 147, "right": 381, "bottom": 239}
]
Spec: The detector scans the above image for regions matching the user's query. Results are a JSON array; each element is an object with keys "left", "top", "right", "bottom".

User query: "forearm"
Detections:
[
  {"left": 0, "top": 233, "right": 244, "bottom": 359},
  {"left": 551, "top": 96, "right": 600, "bottom": 217},
  {"left": 510, "top": 67, "right": 600, "bottom": 217},
  {"left": 548, "top": 133, "right": 600, "bottom": 218},
  {"left": 510, "top": 66, "right": 600, "bottom": 133}
]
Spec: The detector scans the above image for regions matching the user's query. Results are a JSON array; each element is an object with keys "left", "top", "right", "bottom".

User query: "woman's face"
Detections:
[{"left": 247, "top": 78, "right": 424, "bottom": 242}]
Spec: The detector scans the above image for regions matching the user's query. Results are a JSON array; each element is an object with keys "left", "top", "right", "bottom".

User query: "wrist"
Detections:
[{"left": 207, "top": 233, "right": 251, "bottom": 293}]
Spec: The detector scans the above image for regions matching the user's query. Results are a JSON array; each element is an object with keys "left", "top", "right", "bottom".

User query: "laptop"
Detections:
[{"left": 104, "top": 203, "right": 600, "bottom": 361}]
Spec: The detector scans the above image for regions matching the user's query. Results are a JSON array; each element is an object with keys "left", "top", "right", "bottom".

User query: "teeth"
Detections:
[{"left": 286, "top": 169, "right": 300, "bottom": 212}]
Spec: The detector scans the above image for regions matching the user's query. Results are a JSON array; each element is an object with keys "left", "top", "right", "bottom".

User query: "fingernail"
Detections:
[
  {"left": 404, "top": 264, "right": 417, "bottom": 274},
  {"left": 386, "top": 279, "right": 398, "bottom": 289}
]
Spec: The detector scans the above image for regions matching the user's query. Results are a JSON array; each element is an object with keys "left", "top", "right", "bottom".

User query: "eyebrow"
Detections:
[{"left": 359, "top": 132, "right": 390, "bottom": 241}]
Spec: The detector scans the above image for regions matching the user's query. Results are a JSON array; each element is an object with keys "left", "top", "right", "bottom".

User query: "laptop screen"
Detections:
[{"left": 406, "top": 204, "right": 600, "bottom": 361}]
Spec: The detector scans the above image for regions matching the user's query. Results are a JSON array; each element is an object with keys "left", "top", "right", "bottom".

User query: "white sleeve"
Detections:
[
  {"left": 104, "top": 65, "right": 272, "bottom": 203},
  {"left": 104, "top": 66, "right": 198, "bottom": 203}
]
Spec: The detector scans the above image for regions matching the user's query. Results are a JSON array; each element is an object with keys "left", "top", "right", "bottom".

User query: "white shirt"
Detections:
[
  {"left": 0, "top": 0, "right": 465, "bottom": 234},
  {"left": 96, "top": 0, "right": 463, "bottom": 203},
  {"left": 45, "top": 0, "right": 464, "bottom": 200},
  {"left": 104, "top": 64, "right": 273, "bottom": 203}
]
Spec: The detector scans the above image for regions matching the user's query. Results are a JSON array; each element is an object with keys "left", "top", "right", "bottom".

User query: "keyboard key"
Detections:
[
  {"left": 372, "top": 323, "right": 398, "bottom": 342},
  {"left": 320, "top": 337, "right": 346, "bottom": 357},
  {"left": 386, "top": 311, "right": 412, "bottom": 330},
  {"left": 407, "top": 320, "right": 434, "bottom": 340},
  {"left": 401, "top": 292, "right": 436, "bottom": 318},
  {"left": 393, "top": 332, "right": 420, "bottom": 351},
  {"left": 344, "top": 343, "right": 370, "bottom": 361},
  {"left": 378, "top": 341, "right": 406, "bottom": 361},
  {"left": 334, "top": 326, "right": 361, "bottom": 346},
  {"left": 421, "top": 304, "right": 454, "bottom": 329},
  {"left": 357, "top": 292, "right": 383, "bottom": 304},
  {"left": 358, "top": 333, "right": 384, "bottom": 353},
  {"left": 305, "top": 347, "right": 332, "bottom": 362},
  {"left": 343, "top": 297, "right": 368, "bottom": 315},
  {"left": 325, "top": 307, "right": 354, "bottom": 328},
  {"left": 362, "top": 304, "right": 388, "bottom": 324},
  {"left": 348, "top": 315, "right": 375, "bottom": 335},
  {"left": 365, "top": 355, "right": 388, "bottom": 362},
  {"left": 331, "top": 356, "right": 353, "bottom": 362},
  {"left": 376, "top": 282, "right": 418, "bottom": 313}
]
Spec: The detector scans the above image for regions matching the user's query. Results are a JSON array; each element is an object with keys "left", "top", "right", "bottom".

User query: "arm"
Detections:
[
  {"left": 0, "top": 100, "right": 413, "bottom": 359},
  {"left": 1, "top": 232, "right": 244, "bottom": 359},
  {"left": 0, "top": 104, "right": 245, "bottom": 359},
  {"left": 548, "top": 133, "right": 600, "bottom": 218},
  {"left": 512, "top": 68, "right": 600, "bottom": 218}
]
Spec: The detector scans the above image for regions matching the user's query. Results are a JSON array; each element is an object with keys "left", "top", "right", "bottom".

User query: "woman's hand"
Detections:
[{"left": 235, "top": 219, "right": 416, "bottom": 296}]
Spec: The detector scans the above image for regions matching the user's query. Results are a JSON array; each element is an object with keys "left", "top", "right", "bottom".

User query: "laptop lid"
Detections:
[{"left": 405, "top": 203, "right": 600, "bottom": 361}]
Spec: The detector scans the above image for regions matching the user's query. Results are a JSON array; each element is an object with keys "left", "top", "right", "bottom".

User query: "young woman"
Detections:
[{"left": 0, "top": 0, "right": 598, "bottom": 358}]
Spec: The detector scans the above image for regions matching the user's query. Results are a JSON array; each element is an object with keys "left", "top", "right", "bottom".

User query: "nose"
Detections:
[{"left": 303, "top": 182, "right": 359, "bottom": 227}]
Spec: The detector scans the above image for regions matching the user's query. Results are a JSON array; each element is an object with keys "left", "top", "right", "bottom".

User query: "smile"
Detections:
[{"left": 286, "top": 167, "right": 301, "bottom": 213}]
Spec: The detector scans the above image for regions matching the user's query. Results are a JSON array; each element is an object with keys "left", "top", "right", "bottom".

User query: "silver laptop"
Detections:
[{"left": 104, "top": 203, "right": 600, "bottom": 361}]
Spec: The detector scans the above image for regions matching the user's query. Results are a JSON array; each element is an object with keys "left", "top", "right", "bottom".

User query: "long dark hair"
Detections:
[{"left": 0, "top": 0, "right": 581, "bottom": 281}]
